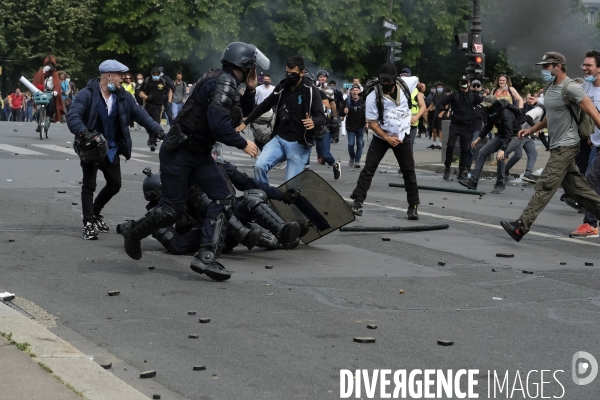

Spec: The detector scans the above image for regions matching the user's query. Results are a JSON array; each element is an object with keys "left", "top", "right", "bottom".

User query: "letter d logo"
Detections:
[{"left": 572, "top": 351, "right": 598, "bottom": 386}]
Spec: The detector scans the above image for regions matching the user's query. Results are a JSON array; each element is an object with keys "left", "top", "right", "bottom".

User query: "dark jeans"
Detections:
[
  {"left": 347, "top": 129, "right": 365, "bottom": 163},
  {"left": 444, "top": 123, "right": 472, "bottom": 170},
  {"left": 159, "top": 135, "right": 231, "bottom": 245},
  {"left": 10, "top": 108, "right": 22, "bottom": 121},
  {"left": 505, "top": 137, "right": 538, "bottom": 175},
  {"left": 351, "top": 135, "right": 419, "bottom": 206},
  {"left": 471, "top": 136, "right": 521, "bottom": 183},
  {"left": 583, "top": 147, "right": 600, "bottom": 228},
  {"left": 163, "top": 100, "right": 173, "bottom": 125},
  {"left": 145, "top": 103, "right": 162, "bottom": 124},
  {"left": 576, "top": 138, "right": 592, "bottom": 175},
  {"left": 409, "top": 126, "right": 418, "bottom": 152},
  {"left": 315, "top": 132, "right": 336, "bottom": 166},
  {"left": 465, "top": 130, "right": 481, "bottom": 171},
  {"left": 81, "top": 155, "right": 122, "bottom": 223}
]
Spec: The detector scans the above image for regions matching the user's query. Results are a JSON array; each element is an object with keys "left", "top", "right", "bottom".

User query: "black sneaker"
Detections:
[
  {"left": 458, "top": 178, "right": 478, "bottom": 190},
  {"left": 347, "top": 200, "right": 363, "bottom": 216},
  {"left": 93, "top": 215, "right": 109, "bottom": 233},
  {"left": 348, "top": 158, "right": 354, "bottom": 167},
  {"left": 500, "top": 220, "right": 525, "bottom": 242},
  {"left": 491, "top": 182, "right": 506, "bottom": 194},
  {"left": 522, "top": 173, "right": 538, "bottom": 184},
  {"left": 436, "top": 145, "right": 442, "bottom": 150},
  {"left": 427, "top": 144, "right": 436, "bottom": 149},
  {"left": 333, "top": 162, "right": 341, "bottom": 180},
  {"left": 82, "top": 222, "right": 98, "bottom": 240},
  {"left": 457, "top": 169, "right": 468, "bottom": 181},
  {"left": 407, "top": 205, "right": 419, "bottom": 220},
  {"left": 443, "top": 167, "right": 451, "bottom": 181}
]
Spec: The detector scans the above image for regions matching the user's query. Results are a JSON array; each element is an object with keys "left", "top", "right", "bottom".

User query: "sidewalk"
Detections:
[{"left": 0, "top": 300, "right": 150, "bottom": 400}]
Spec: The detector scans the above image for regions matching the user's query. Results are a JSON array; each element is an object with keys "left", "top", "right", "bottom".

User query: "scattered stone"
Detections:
[
  {"left": 189, "top": 334, "right": 199, "bottom": 339},
  {"left": 188, "top": 311, "right": 197, "bottom": 315},
  {"left": 0, "top": 292, "right": 15, "bottom": 301},
  {"left": 429, "top": 203, "right": 434, "bottom": 205},
  {"left": 13, "top": 129, "right": 18, "bottom": 132},
  {"left": 55, "top": 170, "right": 60, "bottom": 172},
  {"left": 399, "top": 289, "right": 405, "bottom": 294},
  {"left": 353, "top": 337, "right": 376, "bottom": 344},
  {"left": 496, "top": 253, "right": 514, "bottom": 258},
  {"left": 381, "top": 238, "right": 390, "bottom": 241},
  {"left": 522, "top": 270, "right": 534, "bottom": 274},
  {"left": 437, "top": 340, "right": 454, "bottom": 346},
  {"left": 99, "top": 362, "right": 112, "bottom": 369},
  {"left": 108, "top": 290, "right": 120, "bottom": 296},
  {"left": 585, "top": 262, "right": 594, "bottom": 266},
  {"left": 193, "top": 365, "right": 207, "bottom": 371},
  {"left": 8, "top": 239, "right": 14, "bottom": 242},
  {"left": 199, "top": 318, "right": 211, "bottom": 323},
  {"left": 443, "top": 198, "right": 447, "bottom": 200},
  {"left": 492, "top": 268, "right": 496, "bottom": 272},
  {"left": 367, "top": 324, "right": 377, "bottom": 329},
  {"left": 493, "top": 297, "right": 503, "bottom": 301},
  {"left": 72, "top": 202, "right": 78, "bottom": 205},
  {"left": 521, "top": 189, "right": 524, "bottom": 191},
  {"left": 559, "top": 262, "right": 566, "bottom": 265},
  {"left": 265, "top": 265, "right": 273, "bottom": 269},
  {"left": 57, "top": 190, "right": 66, "bottom": 194},
  {"left": 140, "top": 370, "right": 156, "bottom": 378},
  {"left": 350, "top": 169, "right": 355, "bottom": 171},
  {"left": 153, "top": 395, "right": 161, "bottom": 400},
  {"left": 148, "top": 266, "right": 155, "bottom": 270},
  {"left": 14, "top": 153, "right": 19, "bottom": 155},
  {"left": 438, "top": 262, "right": 445, "bottom": 266}
]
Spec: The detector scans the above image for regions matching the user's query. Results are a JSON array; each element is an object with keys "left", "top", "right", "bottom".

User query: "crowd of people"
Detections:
[{"left": 4, "top": 44, "right": 599, "bottom": 281}]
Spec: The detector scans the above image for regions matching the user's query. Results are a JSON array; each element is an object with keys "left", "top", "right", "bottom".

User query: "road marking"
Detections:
[
  {"left": 363, "top": 201, "right": 600, "bottom": 248},
  {"left": 0, "top": 144, "right": 47, "bottom": 156},
  {"left": 32, "top": 144, "right": 151, "bottom": 158}
]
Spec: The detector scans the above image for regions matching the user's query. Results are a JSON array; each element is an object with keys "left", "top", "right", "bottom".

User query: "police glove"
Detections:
[
  {"left": 146, "top": 94, "right": 153, "bottom": 102},
  {"left": 155, "top": 130, "right": 165, "bottom": 141},
  {"left": 281, "top": 189, "right": 299, "bottom": 205}
]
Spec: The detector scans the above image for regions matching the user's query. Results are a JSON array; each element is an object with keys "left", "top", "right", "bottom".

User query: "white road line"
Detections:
[
  {"left": 362, "top": 201, "right": 600, "bottom": 248},
  {"left": 32, "top": 144, "right": 151, "bottom": 158},
  {"left": 0, "top": 144, "right": 47, "bottom": 156}
]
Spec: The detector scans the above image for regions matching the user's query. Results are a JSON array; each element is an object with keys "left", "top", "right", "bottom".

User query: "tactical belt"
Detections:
[{"left": 164, "top": 124, "right": 212, "bottom": 155}]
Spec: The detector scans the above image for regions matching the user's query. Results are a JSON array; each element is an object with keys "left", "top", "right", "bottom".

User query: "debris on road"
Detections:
[
  {"left": 438, "top": 262, "right": 446, "bottom": 266},
  {"left": 193, "top": 365, "right": 207, "bottom": 371},
  {"left": 492, "top": 269, "right": 497, "bottom": 272},
  {"left": 72, "top": 202, "right": 78, "bottom": 205},
  {"left": 496, "top": 253, "right": 514, "bottom": 258},
  {"left": 265, "top": 265, "right": 273, "bottom": 269},
  {"left": 140, "top": 370, "right": 156, "bottom": 378},
  {"left": 437, "top": 340, "right": 454, "bottom": 346},
  {"left": 0, "top": 292, "right": 15, "bottom": 301},
  {"left": 99, "top": 362, "right": 112, "bottom": 369},
  {"left": 153, "top": 395, "right": 161, "bottom": 399},
  {"left": 57, "top": 190, "right": 66, "bottom": 194},
  {"left": 381, "top": 238, "right": 390, "bottom": 241},
  {"left": 399, "top": 289, "right": 405, "bottom": 294},
  {"left": 189, "top": 334, "right": 199, "bottom": 339},
  {"left": 148, "top": 266, "right": 155, "bottom": 270},
  {"left": 341, "top": 224, "right": 449, "bottom": 232},
  {"left": 585, "top": 262, "right": 594, "bottom": 266},
  {"left": 492, "top": 297, "right": 503, "bottom": 301},
  {"left": 559, "top": 262, "right": 567, "bottom": 265},
  {"left": 188, "top": 311, "right": 197, "bottom": 315},
  {"left": 367, "top": 324, "right": 377, "bottom": 329},
  {"left": 522, "top": 270, "right": 534, "bottom": 274},
  {"left": 108, "top": 290, "right": 120, "bottom": 296},
  {"left": 8, "top": 239, "right": 14, "bottom": 242},
  {"left": 199, "top": 318, "right": 211, "bottom": 323},
  {"left": 353, "top": 337, "right": 376, "bottom": 343}
]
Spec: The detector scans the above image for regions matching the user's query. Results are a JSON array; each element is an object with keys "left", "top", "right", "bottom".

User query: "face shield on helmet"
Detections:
[{"left": 253, "top": 47, "right": 270, "bottom": 70}]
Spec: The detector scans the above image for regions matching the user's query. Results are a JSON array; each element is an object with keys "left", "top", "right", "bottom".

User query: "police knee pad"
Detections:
[{"left": 242, "top": 189, "right": 269, "bottom": 211}]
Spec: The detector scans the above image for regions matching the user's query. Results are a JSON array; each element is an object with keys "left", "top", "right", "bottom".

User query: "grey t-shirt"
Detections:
[
  {"left": 172, "top": 81, "right": 186, "bottom": 103},
  {"left": 545, "top": 78, "right": 587, "bottom": 149}
]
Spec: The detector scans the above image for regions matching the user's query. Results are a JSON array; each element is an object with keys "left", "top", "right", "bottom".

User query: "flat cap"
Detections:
[
  {"left": 99, "top": 60, "right": 129, "bottom": 74},
  {"left": 535, "top": 52, "right": 566, "bottom": 65}
]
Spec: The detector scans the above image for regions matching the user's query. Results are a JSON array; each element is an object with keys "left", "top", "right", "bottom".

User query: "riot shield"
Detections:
[{"left": 271, "top": 170, "right": 355, "bottom": 244}]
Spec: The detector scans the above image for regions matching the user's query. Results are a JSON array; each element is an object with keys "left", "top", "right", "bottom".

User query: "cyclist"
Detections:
[{"left": 33, "top": 55, "right": 65, "bottom": 127}]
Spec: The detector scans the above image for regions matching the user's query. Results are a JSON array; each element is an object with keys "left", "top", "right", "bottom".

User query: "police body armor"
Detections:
[{"left": 172, "top": 69, "right": 243, "bottom": 154}]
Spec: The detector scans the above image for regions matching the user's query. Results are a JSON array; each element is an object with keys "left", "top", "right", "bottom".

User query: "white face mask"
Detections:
[
  {"left": 137, "top": 79, "right": 143, "bottom": 84},
  {"left": 43, "top": 66, "right": 51, "bottom": 73}
]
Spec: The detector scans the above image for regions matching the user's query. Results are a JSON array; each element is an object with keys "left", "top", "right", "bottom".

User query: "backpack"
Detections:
[
  {"left": 505, "top": 103, "right": 534, "bottom": 128},
  {"left": 359, "top": 77, "right": 414, "bottom": 125},
  {"left": 544, "top": 78, "right": 594, "bottom": 140}
]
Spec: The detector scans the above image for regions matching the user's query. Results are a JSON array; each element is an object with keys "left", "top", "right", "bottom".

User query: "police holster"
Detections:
[{"left": 163, "top": 124, "right": 189, "bottom": 152}]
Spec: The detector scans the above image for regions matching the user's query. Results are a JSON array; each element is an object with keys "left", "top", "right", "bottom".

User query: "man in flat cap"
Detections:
[
  {"left": 501, "top": 52, "right": 600, "bottom": 241},
  {"left": 67, "top": 59, "right": 164, "bottom": 240}
]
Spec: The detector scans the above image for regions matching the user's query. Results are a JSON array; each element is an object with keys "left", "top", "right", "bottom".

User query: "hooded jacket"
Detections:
[
  {"left": 33, "top": 55, "right": 65, "bottom": 122},
  {"left": 478, "top": 99, "right": 520, "bottom": 151},
  {"left": 242, "top": 76, "right": 326, "bottom": 146},
  {"left": 67, "top": 79, "right": 163, "bottom": 160}
]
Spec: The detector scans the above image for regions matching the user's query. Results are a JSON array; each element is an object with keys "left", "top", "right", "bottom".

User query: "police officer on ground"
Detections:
[
  {"left": 67, "top": 60, "right": 164, "bottom": 240},
  {"left": 120, "top": 42, "right": 266, "bottom": 281},
  {"left": 139, "top": 67, "right": 170, "bottom": 150}
]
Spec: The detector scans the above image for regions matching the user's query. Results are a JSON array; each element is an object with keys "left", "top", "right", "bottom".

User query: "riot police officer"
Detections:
[{"left": 120, "top": 42, "right": 268, "bottom": 281}]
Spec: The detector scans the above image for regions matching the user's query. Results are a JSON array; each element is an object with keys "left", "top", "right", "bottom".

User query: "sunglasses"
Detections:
[{"left": 472, "top": 85, "right": 481, "bottom": 88}]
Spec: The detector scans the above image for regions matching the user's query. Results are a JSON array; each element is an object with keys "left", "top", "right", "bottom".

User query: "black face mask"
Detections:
[
  {"left": 381, "top": 83, "right": 395, "bottom": 94},
  {"left": 285, "top": 73, "right": 301, "bottom": 87}
]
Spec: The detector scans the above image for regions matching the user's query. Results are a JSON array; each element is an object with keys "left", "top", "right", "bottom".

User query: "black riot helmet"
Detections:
[
  {"left": 74, "top": 131, "right": 108, "bottom": 163},
  {"left": 142, "top": 167, "right": 162, "bottom": 202},
  {"left": 221, "top": 42, "right": 270, "bottom": 71}
]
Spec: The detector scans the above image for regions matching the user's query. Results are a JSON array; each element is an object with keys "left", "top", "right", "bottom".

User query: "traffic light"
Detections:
[{"left": 474, "top": 54, "right": 485, "bottom": 80}]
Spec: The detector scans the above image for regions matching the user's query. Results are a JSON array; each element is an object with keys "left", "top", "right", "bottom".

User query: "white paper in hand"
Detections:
[{"left": 382, "top": 107, "right": 411, "bottom": 141}]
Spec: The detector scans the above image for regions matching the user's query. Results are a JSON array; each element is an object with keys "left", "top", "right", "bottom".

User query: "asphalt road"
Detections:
[{"left": 0, "top": 120, "right": 598, "bottom": 399}]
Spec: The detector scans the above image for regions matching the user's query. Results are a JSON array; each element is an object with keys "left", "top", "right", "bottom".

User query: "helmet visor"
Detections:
[{"left": 254, "top": 47, "right": 270, "bottom": 70}]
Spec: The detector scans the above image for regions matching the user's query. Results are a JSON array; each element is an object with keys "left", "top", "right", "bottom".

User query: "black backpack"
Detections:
[
  {"left": 359, "top": 77, "right": 414, "bottom": 125},
  {"left": 506, "top": 103, "right": 534, "bottom": 128}
]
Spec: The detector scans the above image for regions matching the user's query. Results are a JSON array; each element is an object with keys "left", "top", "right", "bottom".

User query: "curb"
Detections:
[{"left": 0, "top": 301, "right": 149, "bottom": 400}]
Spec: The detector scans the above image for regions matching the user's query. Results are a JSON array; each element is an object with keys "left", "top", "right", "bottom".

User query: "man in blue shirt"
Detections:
[{"left": 67, "top": 59, "right": 164, "bottom": 240}]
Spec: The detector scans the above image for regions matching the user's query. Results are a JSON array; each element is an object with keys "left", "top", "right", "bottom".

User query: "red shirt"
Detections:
[{"left": 11, "top": 93, "right": 23, "bottom": 109}]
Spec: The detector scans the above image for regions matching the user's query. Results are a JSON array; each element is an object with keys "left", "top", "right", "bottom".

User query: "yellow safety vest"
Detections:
[{"left": 410, "top": 88, "right": 419, "bottom": 127}]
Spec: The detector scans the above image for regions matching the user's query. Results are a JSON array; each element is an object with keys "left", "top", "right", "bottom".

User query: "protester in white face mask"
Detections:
[{"left": 492, "top": 74, "right": 524, "bottom": 108}]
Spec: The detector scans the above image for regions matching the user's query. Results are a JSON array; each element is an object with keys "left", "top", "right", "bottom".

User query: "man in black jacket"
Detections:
[
  {"left": 237, "top": 55, "right": 326, "bottom": 184},
  {"left": 436, "top": 76, "right": 483, "bottom": 180},
  {"left": 459, "top": 96, "right": 522, "bottom": 193},
  {"left": 341, "top": 84, "right": 366, "bottom": 167}
]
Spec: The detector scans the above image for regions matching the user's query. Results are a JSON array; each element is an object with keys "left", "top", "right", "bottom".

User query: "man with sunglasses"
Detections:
[{"left": 120, "top": 42, "right": 264, "bottom": 281}]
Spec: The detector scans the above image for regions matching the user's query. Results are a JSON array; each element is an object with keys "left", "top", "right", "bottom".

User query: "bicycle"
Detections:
[{"left": 33, "top": 91, "right": 52, "bottom": 140}]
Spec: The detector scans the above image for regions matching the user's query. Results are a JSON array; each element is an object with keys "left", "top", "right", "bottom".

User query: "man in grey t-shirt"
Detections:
[
  {"left": 171, "top": 72, "right": 187, "bottom": 119},
  {"left": 501, "top": 52, "right": 600, "bottom": 241}
]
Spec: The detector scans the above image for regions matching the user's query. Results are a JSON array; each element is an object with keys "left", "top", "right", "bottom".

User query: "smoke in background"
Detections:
[{"left": 482, "top": 0, "right": 599, "bottom": 77}]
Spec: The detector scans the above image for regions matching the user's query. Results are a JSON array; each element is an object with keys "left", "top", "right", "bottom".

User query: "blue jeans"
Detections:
[
  {"left": 254, "top": 135, "right": 311, "bottom": 183},
  {"left": 347, "top": 129, "right": 365, "bottom": 163},
  {"left": 171, "top": 102, "right": 183, "bottom": 119},
  {"left": 466, "top": 130, "right": 481, "bottom": 171},
  {"left": 26, "top": 107, "right": 33, "bottom": 122},
  {"left": 315, "top": 132, "right": 335, "bottom": 166},
  {"left": 471, "top": 136, "right": 521, "bottom": 183},
  {"left": 504, "top": 137, "right": 538, "bottom": 175}
]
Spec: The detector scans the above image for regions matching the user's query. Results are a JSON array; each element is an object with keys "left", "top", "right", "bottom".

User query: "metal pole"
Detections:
[
  {"left": 340, "top": 224, "right": 450, "bottom": 232},
  {"left": 388, "top": 0, "right": 394, "bottom": 63}
]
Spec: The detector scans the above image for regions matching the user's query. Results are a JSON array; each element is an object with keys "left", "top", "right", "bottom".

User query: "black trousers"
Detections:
[
  {"left": 145, "top": 103, "right": 162, "bottom": 125},
  {"left": 445, "top": 123, "right": 472, "bottom": 170},
  {"left": 81, "top": 155, "right": 122, "bottom": 223},
  {"left": 351, "top": 135, "right": 420, "bottom": 206}
]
